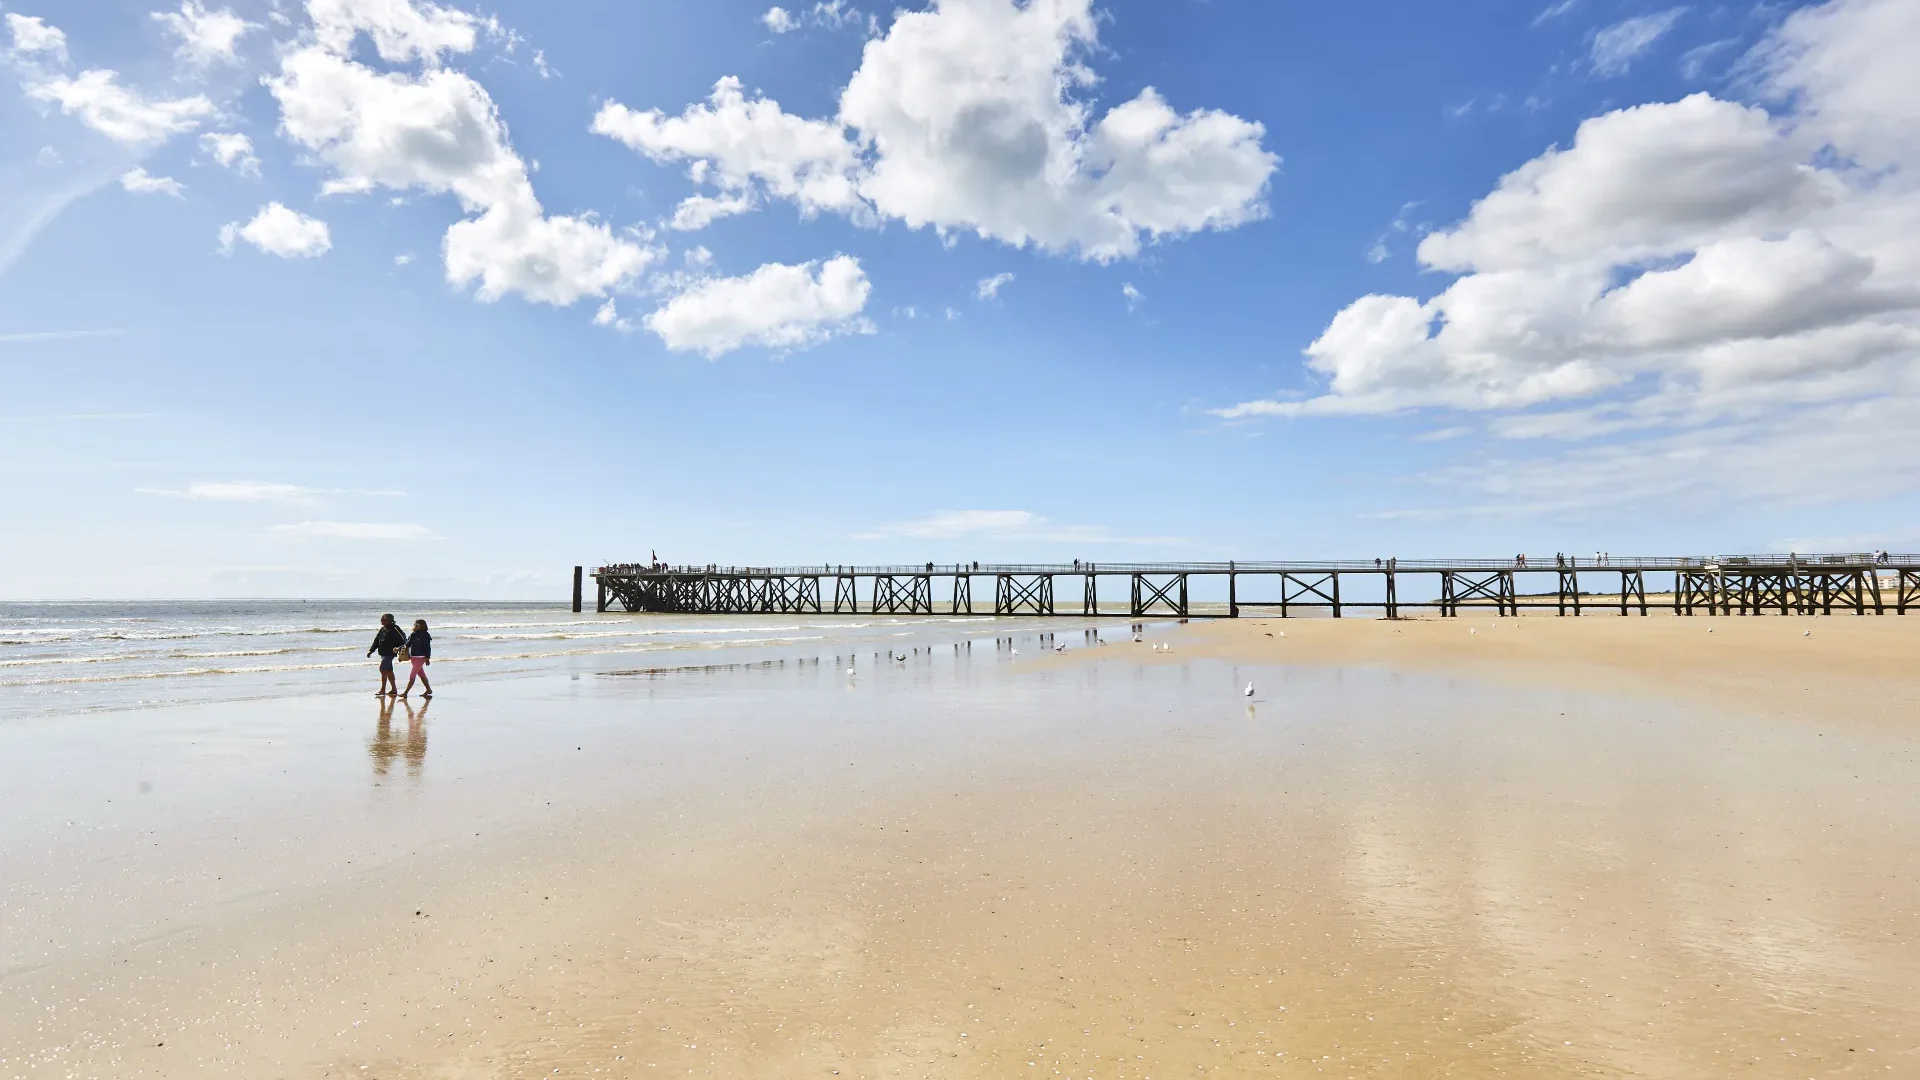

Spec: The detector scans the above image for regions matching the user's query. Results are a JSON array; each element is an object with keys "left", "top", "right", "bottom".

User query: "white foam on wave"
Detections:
[
  {"left": 0, "top": 652, "right": 150, "bottom": 668},
  {"left": 0, "top": 635, "right": 832, "bottom": 687}
]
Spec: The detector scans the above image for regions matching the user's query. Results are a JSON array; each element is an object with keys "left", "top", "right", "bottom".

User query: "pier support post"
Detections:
[
  {"left": 1385, "top": 571, "right": 1398, "bottom": 619},
  {"left": 952, "top": 573, "right": 973, "bottom": 615},
  {"left": 994, "top": 574, "right": 1054, "bottom": 616},
  {"left": 1229, "top": 562, "right": 1238, "bottom": 618},
  {"left": 1558, "top": 569, "right": 1581, "bottom": 616},
  {"left": 1130, "top": 574, "right": 1188, "bottom": 618},
  {"left": 1331, "top": 572, "right": 1342, "bottom": 618},
  {"left": 1621, "top": 569, "right": 1647, "bottom": 615},
  {"left": 1084, "top": 573, "right": 1099, "bottom": 616},
  {"left": 874, "top": 575, "right": 934, "bottom": 615},
  {"left": 573, "top": 566, "right": 583, "bottom": 613}
]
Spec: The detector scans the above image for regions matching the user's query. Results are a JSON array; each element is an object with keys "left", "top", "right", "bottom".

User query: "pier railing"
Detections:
[
  {"left": 598, "top": 553, "right": 1915, "bottom": 576},
  {"left": 580, "top": 554, "right": 1920, "bottom": 619}
]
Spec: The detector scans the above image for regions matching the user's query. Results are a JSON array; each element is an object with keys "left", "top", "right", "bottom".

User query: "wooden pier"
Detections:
[{"left": 584, "top": 554, "right": 1920, "bottom": 618}]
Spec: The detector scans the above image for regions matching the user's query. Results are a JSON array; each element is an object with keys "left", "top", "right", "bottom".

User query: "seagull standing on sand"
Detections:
[{"left": 1244, "top": 682, "right": 1255, "bottom": 698}]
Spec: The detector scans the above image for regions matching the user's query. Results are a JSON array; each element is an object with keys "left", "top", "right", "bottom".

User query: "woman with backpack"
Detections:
[{"left": 367, "top": 614, "right": 405, "bottom": 697}]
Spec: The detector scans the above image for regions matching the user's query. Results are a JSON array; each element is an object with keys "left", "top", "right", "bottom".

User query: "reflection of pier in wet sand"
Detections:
[{"left": 584, "top": 553, "right": 1920, "bottom": 618}]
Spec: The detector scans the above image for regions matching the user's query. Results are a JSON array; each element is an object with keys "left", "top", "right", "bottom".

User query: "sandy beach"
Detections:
[{"left": 4, "top": 614, "right": 1918, "bottom": 1078}]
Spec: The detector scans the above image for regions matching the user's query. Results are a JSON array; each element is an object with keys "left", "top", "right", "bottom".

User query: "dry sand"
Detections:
[{"left": 3, "top": 618, "right": 1918, "bottom": 1079}]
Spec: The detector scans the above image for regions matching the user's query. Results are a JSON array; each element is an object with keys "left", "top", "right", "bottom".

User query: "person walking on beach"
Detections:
[
  {"left": 400, "top": 619, "right": 433, "bottom": 698},
  {"left": 368, "top": 613, "right": 405, "bottom": 697}
]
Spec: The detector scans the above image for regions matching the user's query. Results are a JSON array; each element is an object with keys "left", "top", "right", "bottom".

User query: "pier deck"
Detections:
[{"left": 582, "top": 554, "right": 1920, "bottom": 618}]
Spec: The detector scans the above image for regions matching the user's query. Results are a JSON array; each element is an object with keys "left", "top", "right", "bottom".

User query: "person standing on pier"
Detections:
[{"left": 368, "top": 614, "right": 406, "bottom": 697}]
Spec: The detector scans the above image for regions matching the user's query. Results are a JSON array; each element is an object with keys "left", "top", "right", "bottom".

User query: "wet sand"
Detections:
[
  {"left": 1137, "top": 612, "right": 1920, "bottom": 728},
  {"left": 3, "top": 623, "right": 1918, "bottom": 1078}
]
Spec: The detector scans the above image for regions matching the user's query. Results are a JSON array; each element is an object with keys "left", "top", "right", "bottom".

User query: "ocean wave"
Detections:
[
  {"left": 0, "top": 635, "right": 833, "bottom": 686},
  {"left": 166, "top": 648, "right": 300, "bottom": 660},
  {"left": 0, "top": 644, "right": 351, "bottom": 668},
  {"left": 0, "top": 661, "right": 369, "bottom": 687},
  {"left": 0, "top": 652, "right": 152, "bottom": 668}
]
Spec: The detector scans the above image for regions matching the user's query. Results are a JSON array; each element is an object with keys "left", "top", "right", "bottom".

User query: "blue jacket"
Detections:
[{"left": 406, "top": 629, "right": 431, "bottom": 659}]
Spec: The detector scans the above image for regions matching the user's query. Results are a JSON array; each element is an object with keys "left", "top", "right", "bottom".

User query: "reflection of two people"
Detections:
[{"left": 370, "top": 695, "right": 429, "bottom": 782}]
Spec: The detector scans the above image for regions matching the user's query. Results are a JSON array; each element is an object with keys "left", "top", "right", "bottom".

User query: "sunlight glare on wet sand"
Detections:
[{"left": 2, "top": 623, "right": 1917, "bottom": 1078}]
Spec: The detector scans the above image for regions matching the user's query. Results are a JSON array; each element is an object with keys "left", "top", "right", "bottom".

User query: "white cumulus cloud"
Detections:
[
  {"left": 760, "top": 1, "right": 865, "bottom": 35},
  {"left": 592, "top": 76, "right": 865, "bottom": 221},
  {"left": 266, "top": 8, "right": 653, "bottom": 307},
  {"left": 1219, "top": 0, "right": 1920, "bottom": 512},
  {"left": 5, "top": 13, "right": 67, "bottom": 60},
  {"left": 595, "top": 0, "right": 1277, "bottom": 260},
  {"left": 976, "top": 271, "right": 1014, "bottom": 300},
  {"left": 644, "top": 254, "right": 873, "bottom": 357},
  {"left": 219, "top": 202, "right": 332, "bottom": 258},
  {"left": 120, "top": 167, "right": 185, "bottom": 197},
  {"left": 152, "top": 1, "right": 253, "bottom": 66},
  {"left": 23, "top": 69, "right": 214, "bottom": 145},
  {"left": 307, "top": 0, "right": 480, "bottom": 63},
  {"left": 1416, "top": 95, "right": 1834, "bottom": 273},
  {"left": 668, "top": 191, "right": 756, "bottom": 231},
  {"left": 200, "top": 131, "right": 261, "bottom": 175}
]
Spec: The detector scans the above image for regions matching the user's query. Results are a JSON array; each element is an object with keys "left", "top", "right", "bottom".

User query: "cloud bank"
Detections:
[{"left": 595, "top": 0, "right": 1278, "bottom": 263}]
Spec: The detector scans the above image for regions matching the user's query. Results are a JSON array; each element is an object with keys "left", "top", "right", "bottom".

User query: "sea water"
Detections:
[{"left": 0, "top": 599, "right": 1080, "bottom": 720}]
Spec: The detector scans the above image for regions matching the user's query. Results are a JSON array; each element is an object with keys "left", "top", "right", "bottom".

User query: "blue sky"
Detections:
[{"left": 3, "top": 0, "right": 1917, "bottom": 599}]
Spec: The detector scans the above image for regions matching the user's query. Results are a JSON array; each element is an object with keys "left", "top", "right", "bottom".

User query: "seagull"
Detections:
[
  {"left": 847, "top": 666, "right": 855, "bottom": 676},
  {"left": 1244, "top": 682, "right": 1255, "bottom": 698},
  {"left": 1469, "top": 628, "right": 1477, "bottom": 635}
]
